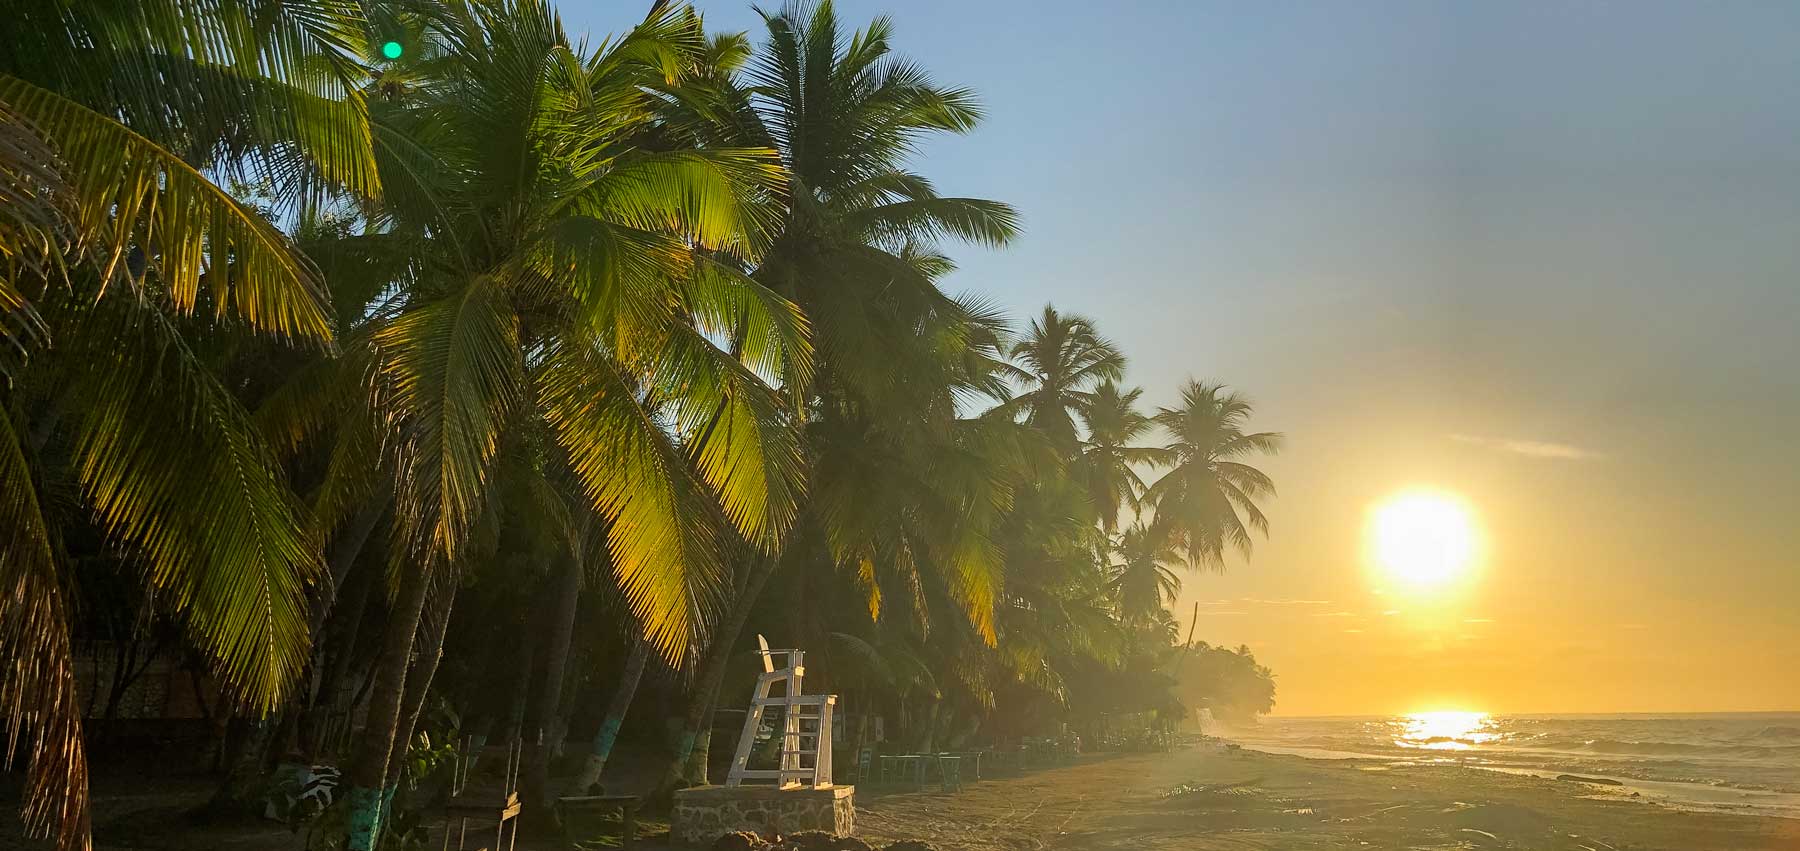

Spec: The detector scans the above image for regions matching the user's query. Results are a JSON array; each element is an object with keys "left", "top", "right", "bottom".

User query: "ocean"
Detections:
[{"left": 1213, "top": 712, "right": 1800, "bottom": 819}]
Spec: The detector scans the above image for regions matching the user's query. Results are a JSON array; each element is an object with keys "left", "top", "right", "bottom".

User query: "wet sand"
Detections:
[{"left": 853, "top": 747, "right": 1800, "bottom": 851}]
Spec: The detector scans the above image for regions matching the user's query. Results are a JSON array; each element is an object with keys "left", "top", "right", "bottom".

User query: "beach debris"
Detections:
[
  {"left": 1556, "top": 774, "right": 1624, "bottom": 786},
  {"left": 1161, "top": 778, "right": 1264, "bottom": 799}
]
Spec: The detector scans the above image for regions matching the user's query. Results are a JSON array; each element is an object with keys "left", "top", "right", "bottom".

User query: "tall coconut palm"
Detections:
[
  {"left": 286, "top": 3, "right": 811, "bottom": 843},
  {"left": 747, "top": 1, "right": 1019, "bottom": 410},
  {"left": 1076, "top": 380, "right": 1164, "bottom": 532},
  {"left": 1143, "top": 381, "right": 1282, "bottom": 568},
  {"left": 0, "top": 2, "right": 375, "bottom": 847},
  {"left": 654, "top": 0, "right": 1021, "bottom": 791},
  {"left": 1108, "top": 522, "right": 1184, "bottom": 623},
  {"left": 1000, "top": 305, "right": 1125, "bottom": 451}
]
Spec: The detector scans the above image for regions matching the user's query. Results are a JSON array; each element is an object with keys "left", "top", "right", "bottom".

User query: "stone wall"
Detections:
[{"left": 672, "top": 785, "right": 855, "bottom": 846}]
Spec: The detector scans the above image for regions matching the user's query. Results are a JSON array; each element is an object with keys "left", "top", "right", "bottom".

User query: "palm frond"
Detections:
[
  {"left": 57, "top": 297, "right": 324, "bottom": 709},
  {"left": 535, "top": 335, "right": 727, "bottom": 661},
  {"left": 0, "top": 410, "right": 87, "bottom": 850},
  {"left": 0, "top": 78, "right": 334, "bottom": 342},
  {"left": 371, "top": 277, "right": 523, "bottom": 560},
  {"left": 848, "top": 196, "right": 1019, "bottom": 249}
]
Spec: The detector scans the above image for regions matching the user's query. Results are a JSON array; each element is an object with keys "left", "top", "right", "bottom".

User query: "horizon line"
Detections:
[{"left": 1261, "top": 708, "right": 1800, "bottom": 719}]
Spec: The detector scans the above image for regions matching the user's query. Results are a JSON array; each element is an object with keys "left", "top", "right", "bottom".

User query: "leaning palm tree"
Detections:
[
  {"left": 0, "top": 2, "right": 375, "bottom": 847},
  {"left": 1143, "top": 381, "right": 1282, "bottom": 568},
  {"left": 1076, "top": 380, "right": 1164, "bottom": 532},
  {"left": 1000, "top": 305, "right": 1126, "bottom": 451},
  {"left": 292, "top": 5, "right": 810, "bottom": 843},
  {"left": 1109, "top": 522, "right": 1184, "bottom": 623}
]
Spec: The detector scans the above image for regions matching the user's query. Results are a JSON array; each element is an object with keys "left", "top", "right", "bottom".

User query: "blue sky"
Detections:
[{"left": 565, "top": 1, "right": 1800, "bottom": 714}]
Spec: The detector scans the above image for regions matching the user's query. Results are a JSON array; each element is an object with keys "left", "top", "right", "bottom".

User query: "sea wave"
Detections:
[
  {"left": 1535, "top": 737, "right": 1800, "bottom": 760},
  {"left": 1220, "top": 713, "right": 1800, "bottom": 803}
]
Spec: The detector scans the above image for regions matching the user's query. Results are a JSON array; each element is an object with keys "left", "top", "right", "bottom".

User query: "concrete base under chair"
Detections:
[{"left": 671, "top": 785, "right": 855, "bottom": 845}]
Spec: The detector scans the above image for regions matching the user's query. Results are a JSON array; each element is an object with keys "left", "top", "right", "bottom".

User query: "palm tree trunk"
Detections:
[
  {"left": 571, "top": 637, "right": 649, "bottom": 794},
  {"left": 304, "top": 554, "right": 379, "bottom": 761},
  {"left": 316, "top": 500, "right": 388, "bottom": 633},
  {"left": 656, "top": 555, "right": 775, "bottom": 798},
  {"left": 524, "top": 554, "right": 583, "bottom": 808},
  {"left": 503, "top": 634, "right": 535, "bottom": 744},
  {"left": 287, "top": 501, "right": 385, "bottom": 761},
  {"left": 343, "top": 561, "right": 434, "bottom": 851},
  {"left": 382, "top": 579, "right": 459, "bottom": 785}
]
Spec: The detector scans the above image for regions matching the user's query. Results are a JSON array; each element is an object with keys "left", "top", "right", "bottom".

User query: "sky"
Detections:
[{"left": 569, "top": 1, "right": 1800, "bottom": 716}]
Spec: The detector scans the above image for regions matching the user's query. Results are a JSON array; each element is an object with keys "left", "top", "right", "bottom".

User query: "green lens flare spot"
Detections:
[{"left": 381, "top": 41, "right": 403, "bottom": 60}]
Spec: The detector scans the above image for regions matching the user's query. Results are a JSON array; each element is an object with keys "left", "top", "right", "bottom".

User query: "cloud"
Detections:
[
  {"left": 1463, "top": 618, "right": 1495, "bottom": 624},
  {"left": 1208, "top": 611, "right": 1249, "bottom": 616},
  {"left": 1198, "top": 598, "right": 1332, "bottom": 607},
  {"left": 1343, "top": 629, "right": 1364, "bottom": 634},
  {"left": 1313, "top": 611, "right": 1359, "bottom": 618},
  {"left": 1382, "top": 609, "right": 1402, "bottom": 616},
  {"left": 1451, "top": 433, "right": 1602, "bottom": 461}
]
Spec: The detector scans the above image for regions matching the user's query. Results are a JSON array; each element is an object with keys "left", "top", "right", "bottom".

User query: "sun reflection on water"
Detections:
[{"left": 1392, "top": 711, "right": 1497, "bottom": 751}]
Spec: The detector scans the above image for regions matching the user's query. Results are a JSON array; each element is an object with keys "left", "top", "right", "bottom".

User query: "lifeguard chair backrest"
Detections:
[{"left": 757, "top": 633, "right": 774, "bottom": 673}]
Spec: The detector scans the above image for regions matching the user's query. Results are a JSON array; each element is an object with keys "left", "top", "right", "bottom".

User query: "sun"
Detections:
[{"left": 1368, "top": 490, "right": 1478, "bottom": 590}]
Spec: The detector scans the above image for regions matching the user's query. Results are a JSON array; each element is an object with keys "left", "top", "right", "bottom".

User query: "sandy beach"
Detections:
[
  {"left": 8, "top": 744, "right": 1798, "bottom": 850},
  {"left": 852, "top": 747, "right": 1800, "bottom": 851}
]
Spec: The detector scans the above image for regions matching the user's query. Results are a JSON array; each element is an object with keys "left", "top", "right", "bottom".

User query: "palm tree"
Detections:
[
  {"left": 286, "top": 4, "right": 811, "bottom": 843},
  {"left": 0, "top": 2, "right": 375, "bottom": 847},
  {"left": 1076, "top": 380, "right": 1164, "bottom": 532},
  {"left": 747, "top": 1, "right": 1019, "bottom": 409},
  {"left": 1143, "top": 381, "right": 1282, "bottom": 568},
  {"left": 1000, "top": 305, "right": 1125, "bottom": 451},
  {"left": 1109, "top": 523, "right": 1184, "bottom": 623},
  {"left": 654, "top": 0, "right": 1021, "bottom": 791}
]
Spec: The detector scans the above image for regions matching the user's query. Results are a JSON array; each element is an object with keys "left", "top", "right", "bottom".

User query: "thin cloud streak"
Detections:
[
  {"left": 1451, "top": 433, "right": 1603, "bottom": 461},
  {"left": 1197, "top": 598, "right": 1333, "bottom": 607}
]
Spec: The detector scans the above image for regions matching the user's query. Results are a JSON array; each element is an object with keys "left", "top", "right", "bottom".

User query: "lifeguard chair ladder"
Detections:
[{"left": 725, "top": 635, "right": 835, "bottom": 789}]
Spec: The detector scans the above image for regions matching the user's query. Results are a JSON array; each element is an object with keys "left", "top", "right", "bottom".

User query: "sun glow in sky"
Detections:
[{"left": 1368, "top": 491, "right": 1480, "bottom": 592}]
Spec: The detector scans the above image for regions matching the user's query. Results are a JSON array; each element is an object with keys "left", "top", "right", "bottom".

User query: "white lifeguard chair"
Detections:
[{"left": 724, "top": 635, "right": 836, "bottom": 789}]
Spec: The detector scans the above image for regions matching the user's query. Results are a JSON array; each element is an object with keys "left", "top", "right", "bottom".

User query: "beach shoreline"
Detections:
[
  {"left": 854, "top": 745, "right": 1800, "bottom": 850},
  {"left": 1223, "top": 739, "right": 1800, "bottom": 821}
]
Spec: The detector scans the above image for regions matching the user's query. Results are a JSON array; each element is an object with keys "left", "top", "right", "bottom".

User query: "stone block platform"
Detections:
[{"left": 671, "top": 785, "right": 854, "bottom": 845}]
